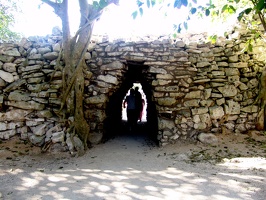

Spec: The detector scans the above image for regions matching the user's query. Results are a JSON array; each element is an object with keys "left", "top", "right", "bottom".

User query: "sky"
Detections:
[{"left": 12, "top": 0, "right": 237, "bottom": 38}]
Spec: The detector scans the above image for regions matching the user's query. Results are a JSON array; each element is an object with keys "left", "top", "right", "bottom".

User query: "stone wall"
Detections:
[{"left": 0, "top": 26, "right": 266, "bottom": 152}]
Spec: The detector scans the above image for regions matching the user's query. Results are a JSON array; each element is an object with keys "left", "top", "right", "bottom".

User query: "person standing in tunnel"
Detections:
[
  {"left": 123, "top": 89, "right": 137, "bottom": 131},
  {"left": 134, "top": 87, "right": 143, "bottom": 122}
]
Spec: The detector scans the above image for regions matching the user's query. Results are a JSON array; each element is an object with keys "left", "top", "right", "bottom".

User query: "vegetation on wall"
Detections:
[{"left": 0, "top": 0, "right": 22, "bottom": 41}]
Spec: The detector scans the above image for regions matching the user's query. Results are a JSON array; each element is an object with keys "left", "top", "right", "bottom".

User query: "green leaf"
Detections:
[
  {"left": 99, "top": 0, "right": 108, "bottom": 8},
  {"left": 151, "top": 0, "right": 156, "bottom": 7},
  {"left": 173, "top": 33, "right": 177, "bottom": 38},
  {"left": 248, "top": 43, "right": 253, "bottom": 52},
  {"left": 228, "top": 5, "right": 236, "bottom": 14},
  {"left": 183, "top": 22, "right": 188, "bottom": 30},
  {"left": 234, "top": 0, "right": 240, "bottom": 3},
  {"left": 132, "top": 11, "right": 138, "bottom": 19},
  {"left": 192, "top": 0, "right": 197, "bottom": 3},
  {"left": 174, "top": 0, "right": 182, "bottom": 9},
  {"left": 177, "top": 24, "right": 182, "bottom": 33},
  {"left": 244, "top": 8, "right": 252, "bottom": 14},
  {"left": 255, "top": 0, "right": 265, "bottom": 11},
  {"left": 92, "top": 1, "right": 99, "bottom": 9},
  {"left": 137, "top": 0, "right": 144, "bottom": 7},
  {"left": 147, "top": 0, "right": 150, "bottom": 8},
  {"left": 205, "top": 9, "right": 210, "bottom": 16},
  {"left": 139, "top": 7, "right": 143, "bottom": 16},
  {"left": 181, "top": 0, "right": 188, "bottom": 7},
  {"left": 237, "top": 11, "right": 244, "bottom": 21},
  {"left": 209, "top": 35, "right": 217, "bottom": 44},
  {"left": 190, "top": 7, "right": 197, "bottom": 14},
  {"left": 221, "top": 5, "right": 228, "bottom": 13}
]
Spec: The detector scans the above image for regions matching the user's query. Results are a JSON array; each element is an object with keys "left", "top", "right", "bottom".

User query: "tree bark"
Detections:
[{"left": 41, "top": 0, "right": 119, "bottom": 154}]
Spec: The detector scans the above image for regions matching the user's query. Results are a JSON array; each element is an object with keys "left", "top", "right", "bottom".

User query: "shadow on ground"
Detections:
[{"left": 0, "top": 133, "right": 266, "bottom": 200}]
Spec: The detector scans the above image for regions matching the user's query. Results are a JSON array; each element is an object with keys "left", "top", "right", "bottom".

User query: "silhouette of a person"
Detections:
[
  {"left": 123, "top": 89, "right": 137, "bottom": 131},
  {"left": 134, "top": 87, "right": 143, "bottom": 122}
]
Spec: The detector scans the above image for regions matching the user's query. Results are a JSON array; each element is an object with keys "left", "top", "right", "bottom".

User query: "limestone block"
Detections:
[
  {"left": 173, "top": 51, "right": 188, "bottom": 57},
  {"left": 191, "top": 107, "right": 208, "bottom": 115},
  {"left": 212, "top": 71, "right": 225, "bottom": 76},
  {"left": 200, "top": 113, "right": 211, "bottom": 126},
  {"left": 193, "top": 115, "right": 200, "bottom": 123},
  {"left": 2, "top": 48, "right": 21, "bottom": 57},
  {"left": 241, "top": 105, "right": 258, "bottom": 113},
  {"left": 157, "top": 97, "right": 176, "bottom": 106},
  {"left": 0, "top": 70, "right": 14, "bottom": 83},
  {"left": 225, "top": 68, "right": 239, "bottom": 76},
  {"left": 156, "top": 74, "right": 174, "bottom": 79},
  {"left": 238, "top": 82, "right": 248, "bottom": 90},
  {"left": 37, "top": 47, "right": 51, "bottom": 54},
  {"left": 175, "top": 41, "right": 185, "bottom": 48},
  {"left": 148, "top": 66, "right": 167, "bottom": 74},
  {"left": 0, "top": 78, "right": 5, "bottom": 87},
  {"left": 85, "top": 94, "right": 108, "bottom": 104},
  {"left": 3, "top": 63, "right": 16, "bottom": 72},
  {"left": 8, "top": 90, "right": 31, "bottom": 101},
  {"left": 209, "top": 106, "right": 224, "bottom": 120},
  {"left": 229, "top": 62, "right": 248, "bottom": 68},
  {"left": 0, "top": 55, "right": 15, "bottom": 62},
  {"left": 0, "top": 129, "right": 16, "bottom": 139},
  {"left": 197, "top": 62, "right": 211, "bottom": 68},
  {"left": 218, "top": 85, "right": 237, "bottom": 97},
  {"left": 43, "top": 52, "right": 59, "bottom": 60},
  {"left": 6, "top": 100, "right": 45, "bottom": 110},
  {"left": 21, "top": 65, "right": 42, "bottom": 72},
  {"left": 184, "top": 99, "right": 200, "bottom": 107},
  {"left": 228, "top": 55, "right": 238, "bottom": 62},
  {"left": 30, "top": 123, "right": 47, "bottom": 136},
  {"left": 216, "top": 98, "right": 225, "bottom": 106},
  {"left": 200, "top": 100, "right": 215, "bottom": 107},
  {"left": 228, "top": 75, "right": 240, "bottom": 82},
  {"left": 53, "top": 43, "right": 61, "bottom": 52},
  {"left": 27, "top": 84, "right": 44, "bottom": 92},
  {"left": 139, "top": 47, "right": 154, "bottom": 52},
  {"left": 158, "top": 119, "right": 176, "bottom": 130},
  {"left": 155, "top": 86, "right": 179, "bottom": 92},
  {"left": 184, "top": 91, "right": 202, "bottom": 99},
  {"left": 27, "top": 77, "right": 45, "bottom": 84},
  {"left": 163, "top": 130, "right": 173, "bottom": 137},
  {"left": 51, "top": 131, "right": 65, "bottom": 143},
  {"left": 66, "top": 136, "right": 74, "bottom": 153},
  {"left": 194, "top": 122, "right": 207, "bottom": 130},
  {"left": 224, "top": 122, "right": 235, "bottom": 130},
  {"left": 36, "top": 110, "right": 53, "bottom": 118},
  {"left": 203, "top": 88, "right": 212, "bottom": 99},
  {"left": 0, "top": 109, "right": 32, "bottom": 121},
  {"left": 97, "top": 74, "right": 118, "bottom": 85},
  {"left": 28, "top": 133, "right": 45, "bottom": 146},
  {"left": 28, "top": 54, "right": 42, "bottom": 60},
  {"left": 217, "top": 62, "right": 229, "bottom": 67},
  {"left": 225, "top": 100, "right": 240, "bottom": 115},
  {"left": 198, "top": 133, "right": 218, "bottom": 145},
  {"left": 247, "top": 78, "right": 258, "bottom": 89},
  {"left": 101, "top": 61, "right": 124, "bottom": 71},
  {"left": 235, "top": 124, "right": 246, "bottom": 133}
]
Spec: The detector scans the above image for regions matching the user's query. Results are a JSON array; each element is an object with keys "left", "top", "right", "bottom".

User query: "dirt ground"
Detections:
[{"left": 0, "top": 131, "right": 266, "bottom": 200}]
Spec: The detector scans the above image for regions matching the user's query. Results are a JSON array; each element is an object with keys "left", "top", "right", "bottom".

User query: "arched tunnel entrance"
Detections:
[{"left": 104, "top": 61, "right": 158, "bottom": 145}]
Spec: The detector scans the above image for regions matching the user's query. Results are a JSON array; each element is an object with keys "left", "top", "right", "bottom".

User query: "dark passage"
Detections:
[{"left": 104, "top": 61, "right": 158, "bottom": 145}]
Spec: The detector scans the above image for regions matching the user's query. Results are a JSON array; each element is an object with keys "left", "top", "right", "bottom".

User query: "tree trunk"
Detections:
[{"left": 41, "top": 0, "right": 119, "bottom": 155}]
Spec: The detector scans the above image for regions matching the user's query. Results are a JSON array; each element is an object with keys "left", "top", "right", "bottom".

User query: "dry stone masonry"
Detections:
[{"left": 0, "top": 25, "right": 266, "bottom": 153}]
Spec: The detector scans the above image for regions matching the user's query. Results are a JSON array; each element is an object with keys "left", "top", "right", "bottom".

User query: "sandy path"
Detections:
[{"left": 0, "top": 133, "right": 266, "bottom": 200}]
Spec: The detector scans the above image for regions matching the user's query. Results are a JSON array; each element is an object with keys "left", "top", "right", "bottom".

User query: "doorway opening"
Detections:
[{"left": 103, "top": 61, "right": 158, "bottom": 145}]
